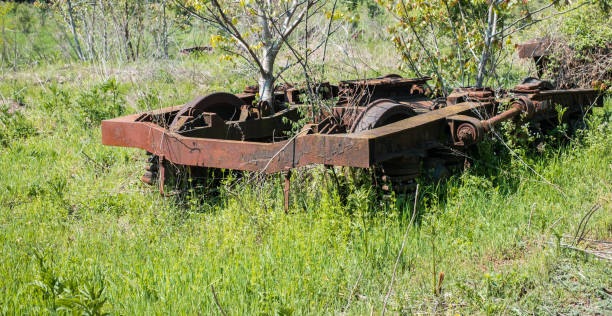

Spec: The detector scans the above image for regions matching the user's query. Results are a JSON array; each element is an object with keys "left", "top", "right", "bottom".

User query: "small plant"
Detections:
[
  {"left": 30, "top": 249, "right": 110, "bottom": 315},
  {"left": 42, "top": 83, "right": 71, "bottom": 112},
  {"left": 0, "top": 104, "right": 37, "bottom": 147},
  {"left": 136, "top": 88, "right": 161, "bottom": 111},
  {"left": 76, "top": 78, "right": 124, "bottom": 126}
]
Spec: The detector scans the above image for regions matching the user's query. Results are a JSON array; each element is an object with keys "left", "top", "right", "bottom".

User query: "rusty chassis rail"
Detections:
[{"left": 102, "top": 101, "right": 488, "bottom": 173}]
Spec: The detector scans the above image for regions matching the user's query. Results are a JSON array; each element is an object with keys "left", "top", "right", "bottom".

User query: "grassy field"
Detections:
[{"left": 1, "top": 2, "right": 611, "bottom": 315}]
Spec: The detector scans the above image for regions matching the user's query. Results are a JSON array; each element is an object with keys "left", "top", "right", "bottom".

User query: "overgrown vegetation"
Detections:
[
  {"left": 543, "top": 3, "right": 612, "bottom": 89},
  {"left": 0, "top": 1, "right": 610, "bottom": 315}
]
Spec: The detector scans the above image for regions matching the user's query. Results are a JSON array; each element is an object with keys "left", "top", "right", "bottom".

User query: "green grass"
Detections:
[
  {"left": 1, "top": 58, "right": 611, "bottom": 315},
  {"left": 1, "top": 2, "right": 611, "bottom": 315}
]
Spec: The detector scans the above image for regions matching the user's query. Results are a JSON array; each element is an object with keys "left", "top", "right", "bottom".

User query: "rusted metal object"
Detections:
[
  {"left": 517, "top": 38, "right": 553, "bottom": 77},
  {"left": 102, "top": 73, "right": 602, "bottom": 208},
  {"left": 513, "top": 77, "right": 555, "bottom": 93},
  {"left": 446, "top": 87, "right": 495, "bottom": 105},
  {"left": 517, "top": 38, "right": 551, "bottom": 59}
]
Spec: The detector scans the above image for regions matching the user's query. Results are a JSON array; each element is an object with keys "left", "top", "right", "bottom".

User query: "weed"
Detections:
[
  {"left": 76, "top": 78, "right": 124, "bottom": 126},
  {"left": 30, "top": 249, "right": 109, "bottom": 315},
  {"left": 0, "top": 104, "right": 37, "bottom": 147}
]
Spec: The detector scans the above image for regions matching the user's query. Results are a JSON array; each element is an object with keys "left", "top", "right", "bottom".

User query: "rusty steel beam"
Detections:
[
  {"left": 102, "top": 115, "right": 371, "bottom": 173},
  {"left": 352, "top": 102, "right": 490, "bottom": 163},
  {"left": 101, "top": 102, "right": 493, "bottom": 173},
  {"left": 517, "top": 39, "right": 551, "bottom": 59}
]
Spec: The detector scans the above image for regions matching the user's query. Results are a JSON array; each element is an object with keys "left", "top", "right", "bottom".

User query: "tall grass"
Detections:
[{"left": 0, "top": 58, "right": 610, "bottom": 314}]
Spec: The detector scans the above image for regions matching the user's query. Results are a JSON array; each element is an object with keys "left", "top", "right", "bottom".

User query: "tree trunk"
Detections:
[
  {"left": 258, "top": 52, "right": 275, "bottom": 114},
  {"left": 80, "top": 7, "right": 96, "bottom": 60},
  {"left": 98, "top": 0, "right": 109, "bottom": 61},
  {"left": 66, "top": 0, "right": 85, "bottom": 61},
  {"left": 124, "top": 1, "right": 134, "bottom": 61},
  {"left": 162, "top": 0, "right": 168, "bottom": 58},
  {"left": 257, "top": 12, "right": 278, "bottom": 115},
  {"left": 476, "top": 4, "right": 497, "bottom": 88}
]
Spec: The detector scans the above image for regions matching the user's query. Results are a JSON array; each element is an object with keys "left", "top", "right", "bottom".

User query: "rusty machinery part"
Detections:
[
  {"left": 169, "top": 92, "right": 245, "bottom": 130},
  {"left": 513, "top": 77, "right": 555, "bottom": 93},
  {"left": 352, "top": 99, "right": 421, "bottom": 193},
  {"left": 141, "top": 153, "right": 210, "bottom": 187},
  {"left": 446, "top": 87, "right": 497, "bottom": 106},
  {"left": 482, "top": 96, "right": 535, "bottom": 132},
  {"left": 243, "top": 85, "right": 258, "bottom": 94},
  {"left": 378, "top": 73, "right": 404, "bottom": 79},
  {"left": 447, "top": 115, "right": 485, "bottom": 146},
  {"left": 141, "top": 152, "right": 159, "bottom": 185},
  {"left": 103, "top": 88, "right": 601, "bottom": 174},
  {"left": 142, "top": 93, "right": 244, "bottom": 187},
  {"left": 142, "top": 153, "right": 214, "bottom": 187},
  {"left": 350, "top": 99, "right": 417, "bottom": 133},
  {"left": 101, "top": 72, "right": 603, "bottom": 202},
  {"left": 517, "top": 39, "right": 551, "bottom": 59},
  {"left": 457, "top": 124, "right": 478, "bottom": 142},
  {"left": 338, "top": 76, "right": 431, "bottom": 107},
  {"left": 517, "top": 38, "right": 552, "bottom": 77},
  {"left": 243, "top": 83, "right": 294, "bottom": 95}
]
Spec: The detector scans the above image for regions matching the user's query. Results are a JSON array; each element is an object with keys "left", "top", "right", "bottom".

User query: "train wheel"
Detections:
[
  {"left": 351, "top": 99, "right": 421, "bottom": 194},
  {"left": 142, "top": 92, "right": 244, "bottom": 189}
]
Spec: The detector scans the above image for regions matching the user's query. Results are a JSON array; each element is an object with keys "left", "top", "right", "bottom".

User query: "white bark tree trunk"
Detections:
[
  {"left": 66, "top": 0, "right": 85, "bottom": 60},
  {"left": 476, "top": 4, "right": 497, "bottom": 88},
  {"left": 258, "top": 47, "right": 280, "bottom": 114},
  {"left": 257, "top": 12, "right": 280, "bottom": 114},
  {"left": 196, "top": 0, "right": 308, "bottom": 115}
]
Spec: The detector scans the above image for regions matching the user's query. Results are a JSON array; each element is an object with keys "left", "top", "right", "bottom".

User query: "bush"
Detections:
[
  {"left": 0, "top": 104, "right": 37, "bottom": 146},
  {"left": 30, "top": 249, "right": 109, "bottom": 315},
  {"left": 76, "top": 78, "right": 124, "bottom": 126},
  {"left": 544, "top": 3, "right": 612, "bottom": 89}
]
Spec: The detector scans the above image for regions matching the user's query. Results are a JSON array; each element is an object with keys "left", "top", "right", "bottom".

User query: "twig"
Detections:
[
  {"left": 546, "top": 241, "right": 612, "bottom": 261},
  {"left": 80, "top": 150, "right": 107, "bottom": 172},
  {"left": 497, "top": 1, "right": 591, "bottom": 38},
  {"left": 321, "top": 0, "right": 338, "bottom": 77},
  {"left": 491, "top": 2, "right": 555, "bottom": 38},
  {"left": 548, "top": 216, "right": 563, "bottom": 231},
  {"left": 573, "top": 203, "right": 601, "bottom": 246},
  {"left": 562, "top": 236, "right": 612, "bottom": 245},
  {"left": 211, "top": 284, "right": 228, "bottom": 316},
  {"left": 382, "top": 184, "right": 419, "bottom": 316},
  {"left": 342, "top": 271, "right": 363, "bottom": 315},
  {"left": 261, "top": 127, "right": 311, "bottom": 173},
  {"left": 489, "top": 129, "right": 567, "bottom": 198},
  {"left": 528, "top": 202, "right": 535, "bottom": 231}
]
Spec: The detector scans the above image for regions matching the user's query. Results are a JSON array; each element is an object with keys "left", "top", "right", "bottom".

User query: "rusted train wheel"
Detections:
[
  {"left": 142, "top": 93, "right": 245, "bottom": 187},
  {"left": 171, "top": 92, "right": 243, "bottom": 125},
  {"left": 351, "top": 99, "right": 421, "bottom": 193}
]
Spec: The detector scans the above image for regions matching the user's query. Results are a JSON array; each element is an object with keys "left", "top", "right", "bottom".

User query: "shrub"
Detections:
[
  {"left": 76, "top": 78, "right": 124, "bottom": 126},
  {"left": 0, "top": 104, "right": 37, "bottom": 147},
  {"left": 30, "top": 249, "right": 109, "bottom": 315},
  {"left": 544, "top": 4, "right": 612, "bottom": 89}
]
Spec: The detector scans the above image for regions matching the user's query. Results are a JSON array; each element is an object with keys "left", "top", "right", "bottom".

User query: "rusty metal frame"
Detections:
[
  {"left": 102, "top": 70, "right": 603, "bottom": 195},
  {"left": 102, "top": 87, "right": 601, "bottom": 174},
  {"left": 102, "top": 101, "right": 492, "bottom": 173}
]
